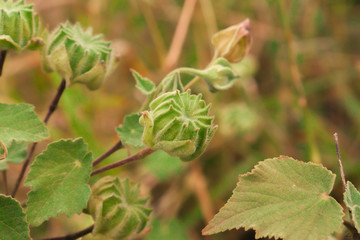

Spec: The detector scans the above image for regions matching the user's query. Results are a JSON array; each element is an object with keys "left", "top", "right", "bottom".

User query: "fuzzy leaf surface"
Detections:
[
  {"left": 131, "top": 69, "right": 156, "bottom": 95},
  {"left": 202, "top": 157, "right": 343, "bottom": 240},
  {"left": 344, "top": 181, "right": 360, "bottom": 232},
  {"left": 25, "top": 138, "right": 92, "bottom": 226},
  {"left": 116, "top": 113, "right": 144, "bottom": 147},
  {"left": 0, "top": 103, "right": 48, "bottom": 146},
  {"left": 0, "top": 141, "right": 27, "bottom": 171},
  {"left": 0, "top": 195, "right": 30, "bottom": 240}
]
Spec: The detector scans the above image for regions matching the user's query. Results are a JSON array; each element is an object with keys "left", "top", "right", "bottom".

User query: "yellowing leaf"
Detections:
[{"left": 203, "top": 157, "right": 344, "bottom": 240}]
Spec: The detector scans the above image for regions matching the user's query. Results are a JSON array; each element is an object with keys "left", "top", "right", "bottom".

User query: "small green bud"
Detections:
[
  {"left": 139, "top": 90, "right": 217, "bottom": 161},
  {"left": 211, "top": 18, "right": 252, "bottom": 63},
  {"left": 198, "top": 58, "right": 239, "bottom": 92},
  {"left": 0, "top": 0, "right": 43, "bottom": 51},
  {"left": 87, "top": 176, "right": 152, "bottom": 240},
  {"left": 41, "top": 22, "right": 115, "bottom": 90}
]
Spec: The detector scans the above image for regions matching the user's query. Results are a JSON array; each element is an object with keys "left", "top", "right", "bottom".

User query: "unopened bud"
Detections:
[{"left": 211, "top": 18, "right": 252, "bottom": 63}]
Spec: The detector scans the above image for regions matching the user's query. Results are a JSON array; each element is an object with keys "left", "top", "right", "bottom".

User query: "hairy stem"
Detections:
[
  {"left": 2, "top": 171, "right": 8, "bottom": 195},
  {"left": 0, "top": 50, "right": 7, "bottom": 76},
  {"left": 39, "top": 225, "right": 94, "bottom": 240},
  {"left": 334, "top": 132, "right": 347, "bottom": 190},
  {"left": 92, "top": 140, "right": 123, "bottom": 166},
  {"left": 91, "top": 147, "right": 154, "bottom": 176},
  {"left": 12, "top": 78, "right": 66, "bottom": 197}
]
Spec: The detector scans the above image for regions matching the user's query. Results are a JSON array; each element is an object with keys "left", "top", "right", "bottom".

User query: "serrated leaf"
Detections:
[
  {"left": 131, "top": 69, "right": 156, "bottom": 95},
  {"left": 144, "top": 150, "right": 184, "bottom": 181},
  {"left": 25, "top": 138, "right": 92, "bottom": 226},
  {"left": 0, "top": 141, "right": 27, "bottom": 171},
  {"left": 344, "top": 181, "right": 360, "bottom": 210},
  {"left": 344, "top": 181, "right": 360, "bottom": 232},
  {"left": 0, "top": 103, "right": 48, "bottom": 146},
  {"left": 0, "top": 195, "right": 30, "bottom": 240},
  {"left": 116, "top": 113, "right": 145, "bottom": 147},
  {"left": 202, "top": 157, "right": 344, "bottom": 240}
]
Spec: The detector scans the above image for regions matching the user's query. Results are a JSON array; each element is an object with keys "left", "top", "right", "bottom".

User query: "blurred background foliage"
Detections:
[{"left": 1, "top": 0, "right": 360, "bottom": 239}]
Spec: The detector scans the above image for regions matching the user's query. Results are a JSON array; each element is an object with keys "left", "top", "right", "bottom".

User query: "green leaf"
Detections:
[
  {"left": 146, "top": 218, "right": 188, "bottom": 240},
  {"left": 116, "top": 113, "right": 145, "bottom": 147},
  {"left": 131, "top": 69, "right": 156, "bottom": 95},
  {"left": 202, "top": 157, "right": 344, "bottom": 240},
  {"left": 344, "top": 181, "right": 360, "bottom": 210},
  {"left": 0, "top": 195, "right": 30, "bottom": 240},
  {"left": 344, "top": 181, "right": 360, "bottom": 232},
  {"left": 144, "top": 150, "right": 184, "bottom": 181},
  {"left": 0, "top": 141, "right": 27, "bottom": 171},
  {"left": 25, "top": 138, "right": 92, "bottom": 226},
  {"left": 0, "top": 103, "right": 48, "bottom": 146}
]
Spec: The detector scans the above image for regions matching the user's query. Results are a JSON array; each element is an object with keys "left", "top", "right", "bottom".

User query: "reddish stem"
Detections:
[
  {"left": 91, "top": 148, "right": 154, "bottom": 176},
  {"left": 92, "top": 140, "right": 123, "bottom": 166},
  {"left": 12, "top": 78, "right": 66, "bottom": 197}
]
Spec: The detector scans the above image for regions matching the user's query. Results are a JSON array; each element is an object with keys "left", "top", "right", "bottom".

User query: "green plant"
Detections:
[
  {"left": 0, "top": 1, "right": 249, "bottom": 239},
  {"left": 2, "top": 1, "right": 358, "bottom": 240}
]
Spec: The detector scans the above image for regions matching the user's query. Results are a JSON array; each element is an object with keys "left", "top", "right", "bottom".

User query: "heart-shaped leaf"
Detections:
[
  {"left": 203, "top": 157, "right": 344, "bottom": 240},
  {"left": 25, "top": 138, "right": 92, "bottom": 226}
]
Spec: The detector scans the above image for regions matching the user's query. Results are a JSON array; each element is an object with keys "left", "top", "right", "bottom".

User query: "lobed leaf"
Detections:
[
  {"left": 0, "top": 103, "right": 48, "bottom": 146},
  {"left": 0, "top": 141, "right": 27, "bottom": 171},
  {"left": 202, "top": 157, "right": 344, "bottom": 240},
  {"left": 344, "top": 181, "right": 360, "bottom": 232},
  {"left": 0, "top": 195, "right": 30, "bottom": 240},
  {"left": 116, "top": 113, "right": 145, "bottom": 148},
  {"left": 131, "top": 69, "right": 156, "bottom": 95},
  {"left": 25, "top": 138, "right": 92, "bottom": 226}
]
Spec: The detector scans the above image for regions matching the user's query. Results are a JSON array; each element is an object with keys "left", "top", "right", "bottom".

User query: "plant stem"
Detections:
[
  {"left": 39, "top": 225, "right": 94, "bottom": 240},
  {"left": 43, "top": 79, "right": 67, "bottom": 124},
  {"left": 0, "top": 50, "right": 7, "bottom": 76},
  {"left": 275, "top": 0, "right": 321, "bottom": 164},
  {"left": 92, "top": 140, "right": 123, "bottom": 166},
  {"left": 2, "top": 171, "right": 8, "bottom": 195},
  {"left": 140, "top": 1, "right": 167, "bottom": 66},
  {"left": 163, "top": 0, "right": 198, "bottom": 72},
  {"left": 334, "top": 132, "right": 347, "bottom": 190},
  {"left": 12, "top": 78, "right": 66, "bottom": 197},
  {"left": 91, "top": 147, "right": 154, "bottom": 176}
]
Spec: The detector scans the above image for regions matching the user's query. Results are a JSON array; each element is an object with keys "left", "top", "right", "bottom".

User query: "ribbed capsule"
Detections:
[
  {"left": 0, "top": 0, "right": 42, "bottom": 51},
  {"left": 87, "top": 176, "right": 152, "bottom": 240},
  {"left": 140, "top": 90, "right": 217, "bottom": 161},
  {"left": 41, "top": 22, "right": 115, "bottom": 90}
]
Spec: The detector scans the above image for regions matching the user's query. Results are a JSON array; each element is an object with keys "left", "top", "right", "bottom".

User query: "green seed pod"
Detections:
[
  {"left": 0, "top": 0, "right": 43, "bottom": 51},
  {"left": 41, "top": 22, "right": 115, "bottom": 90},
  {"left": 139, "top": 90, "right": 217, "bottom": 161},
  {"left": 87, "top": 176, "right": 152, "bottom": 240}
]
